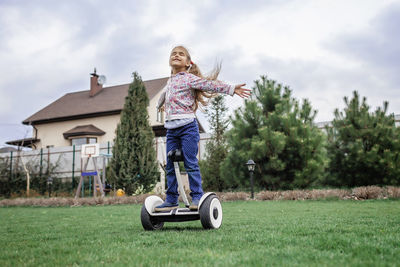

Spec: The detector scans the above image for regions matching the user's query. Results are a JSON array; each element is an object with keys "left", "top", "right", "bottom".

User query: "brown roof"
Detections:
[
  {"left": 63, "top": 124, "right": 106, "bottom": 139},
  {"left": 6, "top": 137, "right": 40, "bottom": 149},
  {"left": 23, "top": 77, "right": 169, "bottom": 125}
]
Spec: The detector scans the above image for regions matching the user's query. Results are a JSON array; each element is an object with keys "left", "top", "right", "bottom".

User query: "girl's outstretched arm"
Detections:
[
  {"left": 187, "top": 73, "right": 251, "bottom": 98},
  {"left": 186, "top": 73, "right": 235, "bottom": 96}
]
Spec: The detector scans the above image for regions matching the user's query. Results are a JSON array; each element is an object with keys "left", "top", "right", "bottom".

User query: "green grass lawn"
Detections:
[{"left": 1, "top": 200, "right": 399, "bottom": 266}]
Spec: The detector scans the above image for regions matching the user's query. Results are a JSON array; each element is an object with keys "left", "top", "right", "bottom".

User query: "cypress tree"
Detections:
[
  {"left": 326, "top": 91, "right": 400, "bottom": 187},
  {"left": 221, "top": 76, "right": 328, "bottom": 190},
  {"left": 199, "top": 95, "right": 229, "bottom": 191},
  {"left": 109, "top": 72, "right": 159, "bottom": 194}
]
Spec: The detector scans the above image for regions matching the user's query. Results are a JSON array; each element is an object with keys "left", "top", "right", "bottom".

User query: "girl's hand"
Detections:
[{"left": 234, "top": 84, "right": 251, "bottom": 98}]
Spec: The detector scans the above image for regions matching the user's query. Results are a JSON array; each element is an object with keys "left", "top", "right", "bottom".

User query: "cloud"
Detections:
[
  {"left": 325, "top": 2, "right": 400, "bottom": 113},
  {"left": 331, "top": 3, "right": 400, "bottom": 69},
  {"left": 0, "top": 0, "right": 399, "bottom": 146}
]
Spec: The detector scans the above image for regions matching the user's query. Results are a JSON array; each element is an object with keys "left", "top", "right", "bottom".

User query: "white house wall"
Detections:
[
  {"left": 35, "top": 114, "right": 121, "bottom": 148},
  {"left": 149, "top": 89, "right": 166, "bottom": 127},
  {"left": 34, "top": 95, "right": 165, "bottom": 148}
]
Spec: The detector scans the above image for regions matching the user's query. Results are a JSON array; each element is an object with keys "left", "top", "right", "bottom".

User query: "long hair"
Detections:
[{"left": 171, "top": 46, "right": 220, "bottom": 111}]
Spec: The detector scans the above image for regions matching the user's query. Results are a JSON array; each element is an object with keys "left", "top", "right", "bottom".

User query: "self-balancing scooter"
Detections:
[{"left": 141, "top": 149, "right": 223, "bottom": 230}]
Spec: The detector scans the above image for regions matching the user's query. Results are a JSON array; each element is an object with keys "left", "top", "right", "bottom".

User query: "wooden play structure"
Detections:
[{"left": 75, "top": 143, "right": 105, "bottom": 198}]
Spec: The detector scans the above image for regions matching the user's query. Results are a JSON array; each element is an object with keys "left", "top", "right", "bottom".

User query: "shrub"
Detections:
[
  {"left": 352, "top": 186, "right": 385, "bottom": 199},
  {"left": 256, "top": 191, "right": 280, "bottom": 200},
  {"left": 326, "top": 91, "right": 400, "bottom": 187},
  {"left": 222, "top": 76, "right": 328, "bottom": 191},
  {"left": 309, "top": 189, "right": 350, "bottom": 200},
  {"left": 0, "top": 154, "right": 63, "bottom": 197},
  {"left": 387, "top": 186, "right": 400, "bottom": 198},
  {"left": 216, "top": 192, "right": 249, "bottom": 201},
  {"left": 109, "top": 72, "right": 159, "bottom": 195}
]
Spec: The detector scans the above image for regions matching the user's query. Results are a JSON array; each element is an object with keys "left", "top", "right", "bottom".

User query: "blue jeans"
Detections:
[{"left": 165, "top": 120, "right": 204, "bottom": 203}]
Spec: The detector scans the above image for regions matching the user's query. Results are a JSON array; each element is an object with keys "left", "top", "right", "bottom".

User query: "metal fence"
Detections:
[{"left": 0, "top": 134, "right": 212, "bottom": 184}]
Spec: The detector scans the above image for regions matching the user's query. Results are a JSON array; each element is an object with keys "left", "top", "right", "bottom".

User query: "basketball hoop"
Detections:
[
  {"left": 75, "top": 143, "right": 104, "bottom": 199},
  {"left": 81, "top": 143, "right": 100, "bottom": 158}
]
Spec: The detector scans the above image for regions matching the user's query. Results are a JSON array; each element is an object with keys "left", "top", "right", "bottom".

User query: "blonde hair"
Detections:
[{"left": 171, "top": 46, "right": 220, "bottom": 111}]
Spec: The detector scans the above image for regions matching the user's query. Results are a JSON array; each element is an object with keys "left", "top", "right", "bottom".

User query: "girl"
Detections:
[{"left": 155, "top": 46, "right": 251, "bottom": 211}]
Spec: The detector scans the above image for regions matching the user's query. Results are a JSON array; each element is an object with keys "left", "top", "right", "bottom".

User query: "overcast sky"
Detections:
[{"left": 1, "top": 0, "right": 399, "bottom": 148}]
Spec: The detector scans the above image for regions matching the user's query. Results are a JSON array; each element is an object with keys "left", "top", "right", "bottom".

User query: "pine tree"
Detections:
[
  {"left": 326, "top": 91, "right": 400, "bottom": 187},
  {"left": 109, "top": 72, "right": 159, "bottom": 194},
  {"left": 221, "top": 76, "right": 328, "bottom": 190},
  {"left": 199, "top": 95, "right": 229, "bottom": 191}
]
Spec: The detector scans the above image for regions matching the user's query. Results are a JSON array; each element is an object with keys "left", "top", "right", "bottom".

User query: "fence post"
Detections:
[
  {"left": 47, "top": 147, "right": 50, "bottom": 195},
  {"left": 81, "top": 177, "right": 84, "bottom": 197},
  {"left": 107, "top": 141, "right": 110, "bottom": 192},
  {"left": 6, "top": 151, "right": 13, "bottom": 197},
  {"left": 7, "top": 151, "right": 13, "bottom": 196},
  {"left": 40, "top": 148, "right": 43, "bottom": 190},
  {"left": 47, "top": 147, "right": 50, "bottom": 175},
  {"left": 9, "top": 150, "right": 13, "bottom": 180},
  {"left": 81, "top": 158, "right": 84, "bottom": 197},
  {"left": 72, "top": 145, "right": 75, "bottom": 191},
  {"left": 89, "top": 176, "right": 92, "bottom": 196}
]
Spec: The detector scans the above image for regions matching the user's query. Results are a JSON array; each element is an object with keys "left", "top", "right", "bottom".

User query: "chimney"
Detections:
[{"left": 89, "top": 68, "right": 103, "bottom": 97}]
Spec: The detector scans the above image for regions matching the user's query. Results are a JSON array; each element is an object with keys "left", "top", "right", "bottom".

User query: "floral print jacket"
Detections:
[{"left": 157, "top": 72, "right": 235, "bottom": 121}]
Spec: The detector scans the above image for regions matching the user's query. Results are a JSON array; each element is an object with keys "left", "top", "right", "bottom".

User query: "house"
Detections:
[{"left": 7, "top": 70, "right": 205, "bottom": 149}]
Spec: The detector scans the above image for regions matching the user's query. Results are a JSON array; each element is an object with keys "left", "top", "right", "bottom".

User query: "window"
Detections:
[
  {"left": 71, "top": 137, "right": 97, "bottom": 146},
  {"left": 157, "top": 110, "right": 164, "bottom": 123}
]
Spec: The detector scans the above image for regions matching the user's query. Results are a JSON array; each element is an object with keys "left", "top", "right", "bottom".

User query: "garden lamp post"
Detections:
[
  {"left": 246, "top": 159, "right": 256, "bottom": 199},
  {"left": 47, "top": 176, "right": 53, "bottom": 197}
]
